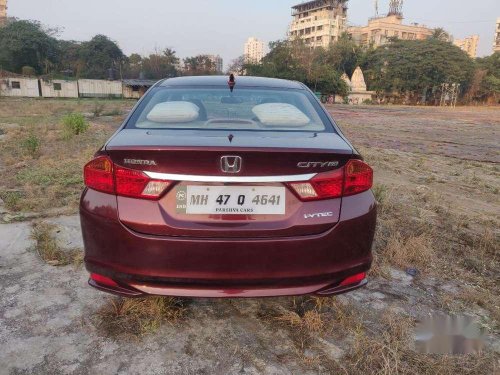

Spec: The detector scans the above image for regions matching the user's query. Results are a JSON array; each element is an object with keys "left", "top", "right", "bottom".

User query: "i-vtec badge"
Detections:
[
  {"left": 297, "top": 161, "right": 339, "bottom": 168},
  {"left": 304, "top": 212, "right": 334, "bottom": 219},
  {"left": 124, "top": 159, "right": 157, "bottom": 166}
]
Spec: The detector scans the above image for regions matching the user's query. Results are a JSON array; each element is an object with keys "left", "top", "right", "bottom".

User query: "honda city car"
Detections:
[{"left": 80, "top": 75, "right": 376, "bottom": 298}]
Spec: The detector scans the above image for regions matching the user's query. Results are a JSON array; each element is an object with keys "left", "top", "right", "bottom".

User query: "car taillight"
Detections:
[
  {"left": 289, "top": 168, "right": 344, "bottom": 201},
  {"left": 84, "top": 156, "right": 170, "bottom": 199},
  {"left": 343, "top": 159, "right": 373, "bottom": 197},
  {"left": 83, "top": 156, "right": 114, "bottom": 194},
  {"left": 288, "top": 159, "right": 373, "bottom": 201},
  {"left": 115, "top": 166, "right": 170, "bottom": 199}
]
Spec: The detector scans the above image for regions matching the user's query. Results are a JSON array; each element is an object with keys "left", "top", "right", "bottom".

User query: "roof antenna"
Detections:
[{"left": 228, "top": 74, "right": 235, "bottom": 92}]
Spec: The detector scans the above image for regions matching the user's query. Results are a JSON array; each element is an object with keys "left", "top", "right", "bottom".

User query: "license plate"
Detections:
[{"left": 175, "top": 186, "right": 286, "bottom": 215}]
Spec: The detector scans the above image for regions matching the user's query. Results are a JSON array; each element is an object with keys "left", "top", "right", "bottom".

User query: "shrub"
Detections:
[
  {"left": 96, "top": 297, "right": 187, "bottom": 337},
  {"left": 62, "top": 113, "right": 89, "bottom": 137},
  {"left": 21, "top": 133, "right": 41, "bottom": 158},
  {"left": 21, "top": 66, "right": 36, "bottom": 76},
  {"left": 92, "top": 102, "right": 105, "bottom": 117}
]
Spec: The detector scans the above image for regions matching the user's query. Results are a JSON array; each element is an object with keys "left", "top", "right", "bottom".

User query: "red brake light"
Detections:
[
  {"left": 115, "top": 166, "right": 150, "bottom": 197},
  {"left": 115, "top": 166, "right": 170, "bottom": 199},
  {"left": 84, "top": 156, "right": 170, "bottom": 199},
  {"left": 84, "top": 156, "right": 114, "bottom": 194},
  {"left": 288, "top": 159, "right": 373, "bottom": 201},
  {"left": 289, "top": 168, "right": 344, "bottom": 201},
  {"left": 344, "top": 159, "right": 373, "bottom": 196}
]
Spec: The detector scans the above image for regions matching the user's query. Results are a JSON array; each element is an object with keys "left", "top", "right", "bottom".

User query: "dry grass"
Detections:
[
  {"left": 269, "top": 297, "right": 361, "bottom": 356},
  {"left": 331, "top": 311, "right": 498, "bottom": 375},
  {"left": 263, "top": 284, "right": 498, "bottom": 373},
  {"left": 384, "top": 233, "right": 434, "bottom": 271},
  {"left": 96, "top": 296, "right": 187, "bottom": 338},
  {"left": 274, "top": 298, "right": 499, "bottom": 375},
  {"left": 0, "top": 98, "right": 132, "bottom": 214},
  {"left": 369, "top": 187, "right": 436, "bottom": 277},
  {"left": 31, "top": 222, "right": 83, "bottom": 266},
  {"left": 458, "top": 286, "right": 500, "bottom": 326},
  {"left": 369, "top": 180, "right": 500, "bottom": 324},
  {"left": 276, "top": 309, "right": 325, "bottom": 334}
]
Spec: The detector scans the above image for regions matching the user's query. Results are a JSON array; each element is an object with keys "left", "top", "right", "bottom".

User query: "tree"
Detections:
[
  {"left": 183, "top": 55, "right": 216, "bottom": 75},
  {"left": 308, "top": 64, "right": 348, "bottom": 97},
  {"left": 77, "top": 35, "right": 125, "bottom": 79},
  {"left": 56, "top": 40, "right": 83, "bottom": 77},
  {"left": 362, "top": 38, "right": 475, "bottom": 102},
  {"left": 244, "top": 40, "right": 308, "bottom": 82},
  {"left": 476, "top": 52, "right": 500, "bottom": 81},
  {"left": 141, "top": 48, "right": 179, "bottom": 79},
  {"left": 468, "top": 52, "right": 500, "bottom": 103},
  {"left": 323, "top": 33, "right": 363, "bottom": 77},
  {"left": 227, "top": 55, "right": 245, "bottom": 75},
  {"left": 430, "top": 28, "right": 451, "bottom": 42},
  {"left": 123, "top": 53, "right": 143, "bottom": 78},
  {"left": 0, "top": 20, "right": 59, "bottom": 74},
  {"left": 244, "top": 39, "right": 347, "bottom": 96}
]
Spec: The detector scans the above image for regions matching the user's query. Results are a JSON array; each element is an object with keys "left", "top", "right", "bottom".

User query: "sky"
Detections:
[{"left": 8, "top": 0, "right": 500, "bottom": 68}]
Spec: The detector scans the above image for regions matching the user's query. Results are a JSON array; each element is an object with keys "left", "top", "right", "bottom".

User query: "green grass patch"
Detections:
[
  {"left": 0, "top": 191, "right": 23, "bottom": 211},
  {"left": 16, "top": 162, "right": 82, "bottom": 188}
]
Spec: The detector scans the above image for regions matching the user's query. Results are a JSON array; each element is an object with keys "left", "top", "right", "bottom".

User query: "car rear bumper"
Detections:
[{"left": 80, "top": 189, "right": 376, "bottom": 298}]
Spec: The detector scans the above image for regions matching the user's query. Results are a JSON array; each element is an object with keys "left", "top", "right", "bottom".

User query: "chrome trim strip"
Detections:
[{"left": 144, "top": 171, "right": 316, "bottom": 183}]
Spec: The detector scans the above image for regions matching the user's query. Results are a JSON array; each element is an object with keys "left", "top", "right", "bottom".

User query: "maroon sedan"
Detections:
[{"left": 80, "top": 76, "right": 376, "bottom": 298}]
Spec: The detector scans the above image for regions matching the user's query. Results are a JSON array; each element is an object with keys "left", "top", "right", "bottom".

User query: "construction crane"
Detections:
[{"left": 388, "top": 0, "right": 404, "bottom": 17}]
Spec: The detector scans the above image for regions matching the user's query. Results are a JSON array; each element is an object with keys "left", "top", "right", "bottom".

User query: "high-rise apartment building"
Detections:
[
  {"left": 0, "top": 0, "right": 7, "bottom": 26},
  {"left": 207, "top": 55, "right": 223, "bottom": 73},
  {"left": 289, "top": 0, "right": 348, "bottom": 48},
  {"left": 453, "top": 35, "right": 479, "bottom": 58},
  {"left": 244, "top": 37, "right": 265, "bottom": 63},
  {"left": 494, "top": 18, "right": 500, "bottom": 53}
]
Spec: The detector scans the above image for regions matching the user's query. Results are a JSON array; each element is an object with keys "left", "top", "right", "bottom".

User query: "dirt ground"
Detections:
[{"left": 0, "top": 98, "right": 499, "bottom": 374}]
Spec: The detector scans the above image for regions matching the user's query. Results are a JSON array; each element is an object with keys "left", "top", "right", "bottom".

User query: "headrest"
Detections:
[
  {"left": 146, "top": 101, "right": 200, "bottom": 123},
  {"left": 252, "top": 103, "right": 310, "bottom": 127}
]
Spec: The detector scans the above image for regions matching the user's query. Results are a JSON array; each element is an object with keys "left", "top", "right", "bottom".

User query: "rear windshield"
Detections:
[{"left": 126, "top": 87, "right": 333, "bottom": 132}]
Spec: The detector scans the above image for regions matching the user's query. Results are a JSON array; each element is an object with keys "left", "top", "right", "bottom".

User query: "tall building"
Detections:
[
  {"left": 244, "top": 37, "right": 265, "bottom": 63},
  {"left": 289, "top": 0, "right": 348, "bottom": 48},
  {"left": 494, "top": 18, "right": 500, "bottom": 53},
  {"left": 207, "top": 55, "right": 223, "bottom": 73},
  {"left": 453, "top": 35, "right": 479, "bottom": 58},
  {"left": 348, "top": 14, "right": 433, "bottom": 48},
  {"left": 0, "top": 0, "right": 7, "bottom": 26}
]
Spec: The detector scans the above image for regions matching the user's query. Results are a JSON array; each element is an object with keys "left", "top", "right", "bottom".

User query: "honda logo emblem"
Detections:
[{"left": 220, "top": 156, "right": 242, "bottom": 173}]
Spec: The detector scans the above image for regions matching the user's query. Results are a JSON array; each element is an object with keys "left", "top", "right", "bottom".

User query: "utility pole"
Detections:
[{"left": 440, "top": 83, "right": 460, "bottom": 108}]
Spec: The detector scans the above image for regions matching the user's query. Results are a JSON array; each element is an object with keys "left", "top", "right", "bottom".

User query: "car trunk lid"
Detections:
[{"left": 106, "top": 129, "right": 352, "bottom": 238}]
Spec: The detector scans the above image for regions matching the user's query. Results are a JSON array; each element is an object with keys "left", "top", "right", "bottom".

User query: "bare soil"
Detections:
[{"left": 0, "top": 99, "right": 498, "bottom": 374}]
